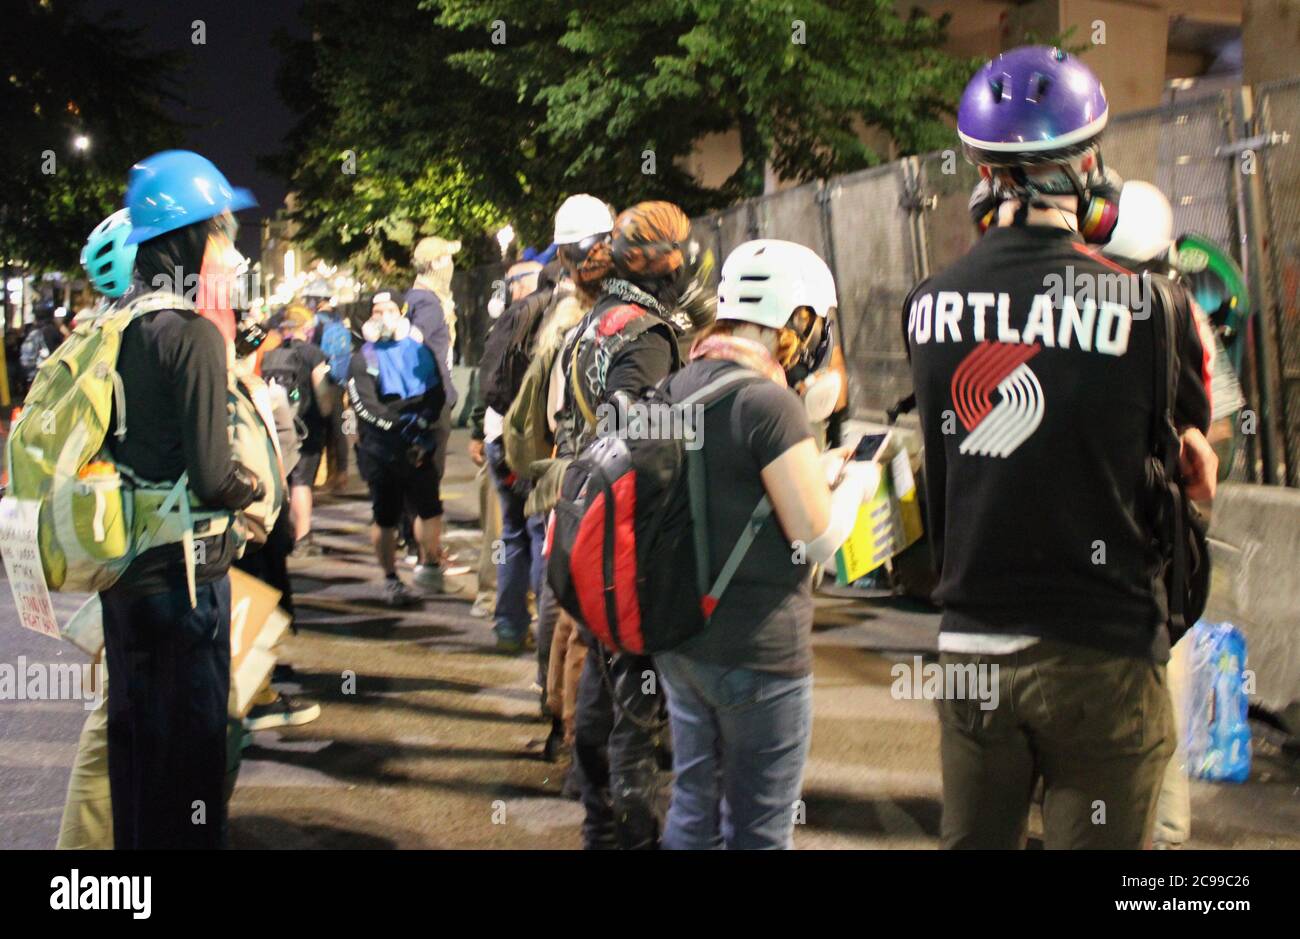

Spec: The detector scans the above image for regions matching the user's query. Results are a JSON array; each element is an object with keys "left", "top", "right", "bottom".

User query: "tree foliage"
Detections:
[
  {"left": 276, "top": 0, "right": 974, "bottom": 266},
  {"left": 0, "top": 0, "right": 184, "bottom": 273}
]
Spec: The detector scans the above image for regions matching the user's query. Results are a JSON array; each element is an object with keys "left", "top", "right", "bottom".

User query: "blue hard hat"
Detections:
[
  {"left": 81, "top": 209, "right": 137, "bottom": 298},
  {"left": 123, "top": 149, "right": 257, "bottom": 245}
]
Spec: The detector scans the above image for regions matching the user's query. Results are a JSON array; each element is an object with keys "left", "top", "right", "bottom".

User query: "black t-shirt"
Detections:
[
  {"left": 662, "top": 359, "right": 816, "bottom": 676},
  {"left": 903, "top": 225, "right": 1210, "bottom": 662}
]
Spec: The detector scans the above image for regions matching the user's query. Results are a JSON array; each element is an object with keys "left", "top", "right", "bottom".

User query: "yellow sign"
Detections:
[{"left": 834, "top": 445, "right": 924, "bottom": 585}]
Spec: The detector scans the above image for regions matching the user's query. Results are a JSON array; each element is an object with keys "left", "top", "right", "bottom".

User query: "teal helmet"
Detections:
[
  {"left": 123, "top": 149, "right": 257, "bottom": 245},
  {"left": 81, "top": 209, "right": 138, "bottom": 298}
]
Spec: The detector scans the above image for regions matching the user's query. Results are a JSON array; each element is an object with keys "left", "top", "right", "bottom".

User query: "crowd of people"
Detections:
[{"left": 7, "top": 45, "right": 1231, "bottom": 851}]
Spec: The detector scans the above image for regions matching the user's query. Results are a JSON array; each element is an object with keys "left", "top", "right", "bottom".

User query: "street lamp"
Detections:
[
  {"left": 496, "top": 224, "right": 514, "bottom": 257},
  {"left": 73, "top": 135, "right": 90, "bottom": 152}
]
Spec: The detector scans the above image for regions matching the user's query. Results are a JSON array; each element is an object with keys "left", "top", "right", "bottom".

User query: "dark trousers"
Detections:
[
  {"left": 233, "top": 507, "right": 295, "bottom": 624},
  {"left": 535, "top": 581, "right": 560, "bottom": 692},
  {"left": 573, "top": 646, "right": 662, "bottom": 849},
  {"left": 938, "top": 638, "right": 1174, "bottom": 849},
  {"left": 102, "top": 576, "right": 232, "bottom": 849}
]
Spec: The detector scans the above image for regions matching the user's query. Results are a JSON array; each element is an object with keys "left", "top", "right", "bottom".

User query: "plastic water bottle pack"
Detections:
[{"left": 1185, "top": 621, "right": 1252, "bottom": 783}]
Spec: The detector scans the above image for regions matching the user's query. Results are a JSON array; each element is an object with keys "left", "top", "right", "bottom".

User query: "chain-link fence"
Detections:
[
  {"left": 452, "top": 80, "right": 1298, "bottom": 485},
  {"left": 1258, "top": 77, "right": 1300, "bottom": 487}
]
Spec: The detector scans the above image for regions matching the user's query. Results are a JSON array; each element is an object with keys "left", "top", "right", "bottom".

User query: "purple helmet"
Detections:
[{"left": 957, "top": 46, "right": 1108, "bottom": 166}]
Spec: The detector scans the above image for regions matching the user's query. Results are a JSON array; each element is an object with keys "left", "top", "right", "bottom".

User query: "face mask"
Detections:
[
  {"left": 487, "top": 294, "right": 506, "bottom": 319},
  {"left": 801, "top": 369, "right": 842, "bottom": 424}
]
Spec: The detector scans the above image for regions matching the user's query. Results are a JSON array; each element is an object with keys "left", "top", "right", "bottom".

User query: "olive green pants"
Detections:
[
  {"left": 938, "top": 638, "right": 1175, "bottom": 850},
  {"left": 57, "top": 665, "right": 245, "bottom": 850}
]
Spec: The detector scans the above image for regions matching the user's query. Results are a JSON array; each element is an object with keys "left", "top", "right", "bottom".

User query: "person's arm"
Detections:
[
  {"left": 738, "top": 381, "right": 870, "bottom": 563},
  {"left": 595, "top": 326, "right": 676, "bottom": 438},
  {"left": 602, "top": 327, "right": 675, "bottom": 405},
  {"left": 310, "top": 360, "right": 333, "bottom": 415},
  {"left": 468, "top": 365, "right": 487, "bottom": 464},
  {"left": 173, "top": 316, "right": 260, "bottom": 510},
  {"left": 346, "top": 351, "right": 400, "bottom": 430},
  {"left": 408, "top": 291, "right": 455, "bottom": 404},
  {"left": 1169, "top": 282, "right": 1217, "bottom": 500}
]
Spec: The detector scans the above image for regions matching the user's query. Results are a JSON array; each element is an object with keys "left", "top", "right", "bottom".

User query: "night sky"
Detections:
[{"left": 83, "top": 0, "right": 307, "bottom": 255}]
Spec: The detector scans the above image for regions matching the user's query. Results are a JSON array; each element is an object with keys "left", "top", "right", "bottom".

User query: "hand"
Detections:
[
  {"left": 468, "top": 438, "right": 485, "bottom": 466},
  {"left": 1179, "top": 427, "right": 1218, "bottom": 502},
  {"left": 819, "top": 447, "right": 853, "bottom": 488}
]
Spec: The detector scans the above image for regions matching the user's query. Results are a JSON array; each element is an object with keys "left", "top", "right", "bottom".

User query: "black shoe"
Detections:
[
  {"left": 289, "top": 537, "right": 324, "bottom": 559},
  {"left": 542, "top": 718, "right": 565, "bottom": 763}
]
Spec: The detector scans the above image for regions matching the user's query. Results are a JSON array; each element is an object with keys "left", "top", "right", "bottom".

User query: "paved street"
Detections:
[{"left": 1, "top": 429, "right": 1297, "bottom": 850}]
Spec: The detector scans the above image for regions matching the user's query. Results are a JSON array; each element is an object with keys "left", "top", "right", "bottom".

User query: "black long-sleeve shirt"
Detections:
[
  {"left": 110, "top": 308, "right": 257, "bottom": 592},
  {"left": 346, "top": 348, "right": 446, "bottom": 461}
]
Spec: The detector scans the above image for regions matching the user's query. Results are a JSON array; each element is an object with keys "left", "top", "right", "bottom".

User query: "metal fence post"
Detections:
[
  {"left": 1240, "top": 84, "right": 1292, "bottom": 485},
  {"left": 816, "top": 178, "right": 840, "bottom": 299}
]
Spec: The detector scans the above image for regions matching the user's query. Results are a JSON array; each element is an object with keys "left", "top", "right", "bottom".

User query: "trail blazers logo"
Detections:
[{"left": 952, "top": 342, "right": 1044, "bottom": 458}]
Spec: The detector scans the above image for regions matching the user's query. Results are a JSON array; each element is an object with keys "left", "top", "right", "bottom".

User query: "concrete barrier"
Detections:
[{"left": 1204, "top": 483, "right": 1300, "bottom": 731}]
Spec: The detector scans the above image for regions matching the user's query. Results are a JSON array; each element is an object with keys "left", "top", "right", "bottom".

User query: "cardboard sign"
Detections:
[
  {"left": 228, "top": 567, "right": 290, "bottom": 717},
  {"left": 0, "top": 497, "right": 61, "bottom": 638},
  {"left": 34, "top": 568, "right": 287, "bottom": 716}
]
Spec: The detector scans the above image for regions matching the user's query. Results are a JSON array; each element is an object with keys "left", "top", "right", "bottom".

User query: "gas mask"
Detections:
[
  {"left": 780, "top": 308, "right": 837, "bottom": 422},
  {"left": 361, "top": 307, "right": 411, "bottom": 343},
  {"left": 780, "top": 307, "right": 830, "bottom": 385}
]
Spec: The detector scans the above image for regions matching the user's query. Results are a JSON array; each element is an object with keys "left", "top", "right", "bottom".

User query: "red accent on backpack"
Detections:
[
  {"left": 597, "top": 304, "right": 645, "bottom": 337},
  {"left": 567, "top": 471, "right": 644, "bottom": 653}
]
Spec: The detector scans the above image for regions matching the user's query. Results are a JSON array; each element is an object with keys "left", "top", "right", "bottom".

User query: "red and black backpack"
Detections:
[{"left": 545, "top": 366, "right": 773, "bottom": 655}]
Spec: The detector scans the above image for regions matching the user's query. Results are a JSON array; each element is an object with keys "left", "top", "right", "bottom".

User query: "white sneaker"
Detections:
[{"left": 470, "top": 592, "right": 494, "bottom": 618}]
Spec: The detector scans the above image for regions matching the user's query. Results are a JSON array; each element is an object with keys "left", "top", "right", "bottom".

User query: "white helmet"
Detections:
[
  {"left": 1102, "top": 181, "right": 1173, "bottom": 264},
  {"left": 716, "top": 239, "right": 837, "bottom": 330},
  {"left": 553, "top": 194, "right": 615, "bottom": 245}
]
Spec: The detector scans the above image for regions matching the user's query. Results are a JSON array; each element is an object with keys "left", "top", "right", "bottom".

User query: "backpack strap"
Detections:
[
  {"left": 678, "top": 367, "right": 774, "bottom": 619},
  {"left": 1145, "top": 273, "right": 1190, "bottom": 638}
]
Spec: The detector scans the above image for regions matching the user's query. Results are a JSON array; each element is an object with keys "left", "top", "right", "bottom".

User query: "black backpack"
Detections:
[
  {"left": 480, "top": 285, "right": 554, "bottom": 415},
  {"left": 546, "top": 366, "right": 772, "bottom": 655},
  {"left": 260, "top": 341, "right": 312, "bottom": 419},
  {"left": 1145, "top": 272, "right": 1211, "bottom": 646}
]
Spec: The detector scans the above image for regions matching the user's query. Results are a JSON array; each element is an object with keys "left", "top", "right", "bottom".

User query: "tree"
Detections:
[
  {"left": 270, "top": 0, "right": 529, "bottom": 275},
  {"left": 0, "top": 0, "right": 184, "bottom": 274},
  {"left": 275, "top": 0, "right": 974, "bottom": 263},
  {"left": 436, "top": 0, "right": 974, "bottom": 210}
]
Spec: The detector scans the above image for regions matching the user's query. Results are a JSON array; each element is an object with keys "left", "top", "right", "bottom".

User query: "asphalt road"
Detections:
[{"left": 1, "top": 429, "right": 1296, "bottom": 849}]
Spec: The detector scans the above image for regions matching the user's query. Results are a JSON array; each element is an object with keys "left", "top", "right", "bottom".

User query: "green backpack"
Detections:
[{"left": 4, "top": 291, "right": 232, "bottom": 605}]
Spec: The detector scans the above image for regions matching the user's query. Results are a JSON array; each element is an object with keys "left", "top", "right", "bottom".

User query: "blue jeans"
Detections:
[
  {"left": 486, "top": 438, "right": 545, "bottom": 642},
  {"left": 655, "top": 652, "right": 813, "bottom": 850}
]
